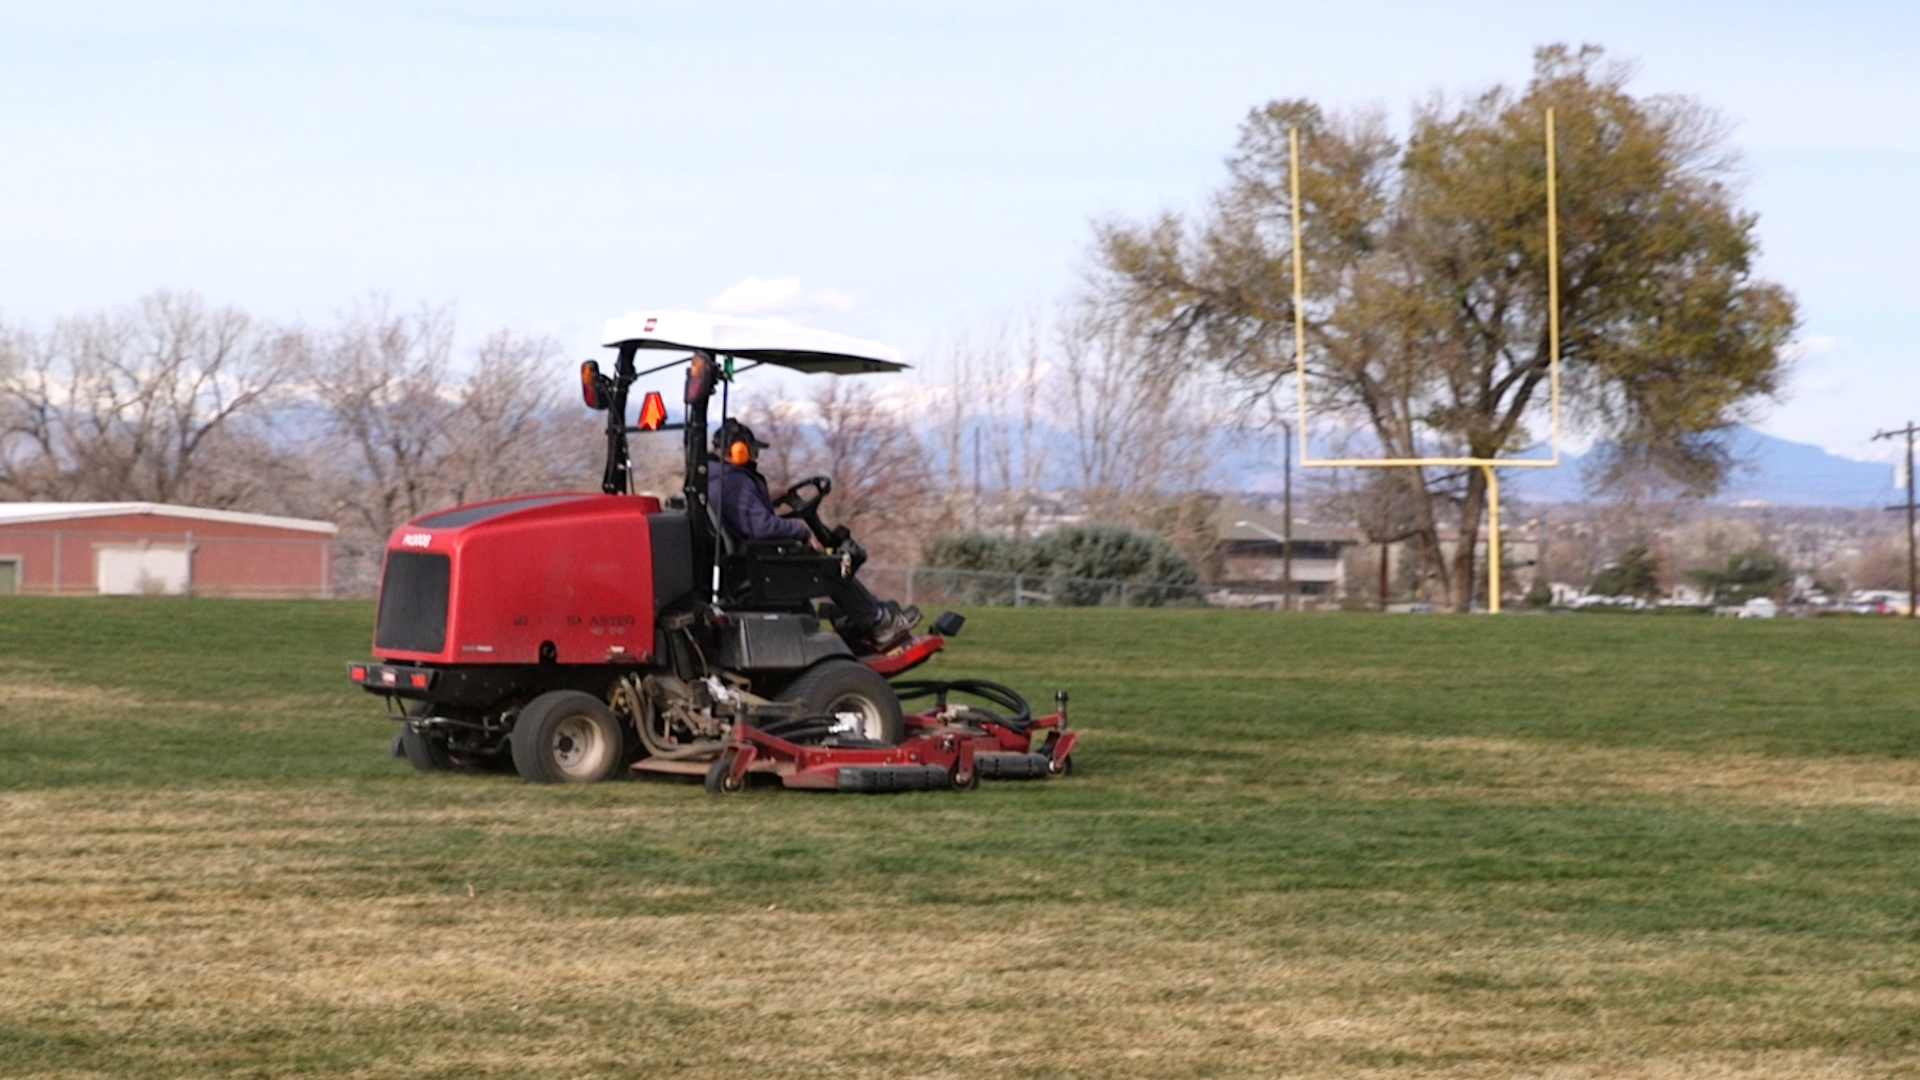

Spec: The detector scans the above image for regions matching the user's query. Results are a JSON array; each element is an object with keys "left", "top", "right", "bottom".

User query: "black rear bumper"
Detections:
[
  {"left": 347, "top": 660, "right": 638, "bottom": 708},
  {"left": 347, "top": 661, "right": 440, "bottom": 698}
]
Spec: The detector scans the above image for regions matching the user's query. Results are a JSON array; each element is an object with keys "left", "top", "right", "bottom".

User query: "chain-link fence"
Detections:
[
  {"left": 0, "top": 530, "right": 1306, "bottom": 608},
  {"left": 336, "top": 551, "right": 1285, "bottom": 608}
]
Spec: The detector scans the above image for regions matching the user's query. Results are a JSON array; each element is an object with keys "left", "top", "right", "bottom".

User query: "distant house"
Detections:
[
  {"left": 1213, "top": 498, "right": 1359, "bottom": 602},
  {"left": 0, "top": 503, "right": 338, "bottom": 598}
]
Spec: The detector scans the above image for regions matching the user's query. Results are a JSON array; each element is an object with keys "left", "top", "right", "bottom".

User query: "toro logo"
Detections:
[
  {"left": 401, "top": 533, "right": 432, "bottom": 549},
  {"left": 643, "top": 317, "right": 657, "bottom": 332}
]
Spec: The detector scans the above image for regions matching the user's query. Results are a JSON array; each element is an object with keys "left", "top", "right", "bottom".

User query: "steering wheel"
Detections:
[
  {"left": 776, "top": 475, "right": 832, "bottom": 523},
  {"left": 773, "top": 475, "right": 869, "bottom": 573}
]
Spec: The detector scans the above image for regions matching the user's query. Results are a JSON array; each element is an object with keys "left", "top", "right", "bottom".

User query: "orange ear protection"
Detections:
[{"left": 727, "top": 440, "right": 752, "bottom": 466}]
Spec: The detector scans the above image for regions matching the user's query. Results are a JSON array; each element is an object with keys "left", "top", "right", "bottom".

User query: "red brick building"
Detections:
[{"left": 0, "top": 503, "right": 337, "bottom": 598}]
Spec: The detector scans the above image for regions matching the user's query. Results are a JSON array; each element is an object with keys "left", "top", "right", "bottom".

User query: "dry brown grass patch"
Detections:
[
  {"left": 0, "top": 674, "right": 139, "bottom": 715},
  {"left": 1347, "top": 735, "right": 1920, "bottom": 809},
  {"left": 3, "top": 787, "right": 1917, "bottom": 1078}
]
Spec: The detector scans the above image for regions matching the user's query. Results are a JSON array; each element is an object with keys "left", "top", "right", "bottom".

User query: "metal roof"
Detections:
[
  {"left": 0, "top": 502, "right": 339, "bottom": 535},
  {"left": 600, "top": 310, "right": 907, "bottom": 374},
  {"left": 1214, "top": 497, "right": 1357, "bottom": 545}
]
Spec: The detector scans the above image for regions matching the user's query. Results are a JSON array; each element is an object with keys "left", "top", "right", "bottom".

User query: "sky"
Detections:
[{"left": 2, "top": 1, "right": 1916, "bottom": 463}]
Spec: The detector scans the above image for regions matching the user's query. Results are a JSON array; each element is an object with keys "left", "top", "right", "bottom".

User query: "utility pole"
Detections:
[
  {"left": 1872, "top": 422, "right": 1920, "bottom": 619},
  {"left": 972, "top": 427, "right": 982, "bottom": 525}
]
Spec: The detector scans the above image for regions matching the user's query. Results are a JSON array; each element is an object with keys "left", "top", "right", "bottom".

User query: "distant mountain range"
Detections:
[
  {"left": 1213, "top": 426, "right": 1899, "bottom": 509},
  {"left": 842, "top": 412, "right": 1896, "bottom": 510}
]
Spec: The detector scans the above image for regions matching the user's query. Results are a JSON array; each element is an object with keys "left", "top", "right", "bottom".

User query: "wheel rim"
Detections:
[
  {"left": 826, "top": 692, "right": 886, "bottom": 741},
  {"left": 550, "top": 713, "right": 609, "bottom": 779}
]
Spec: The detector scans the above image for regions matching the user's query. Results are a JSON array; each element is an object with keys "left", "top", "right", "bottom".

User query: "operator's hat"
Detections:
[{"left": 714, "top": 418, "right": 770, "bottom": 452}]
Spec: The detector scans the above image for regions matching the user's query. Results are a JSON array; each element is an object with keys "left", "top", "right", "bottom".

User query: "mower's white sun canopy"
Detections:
[{"left": 601, "top": 311, "right": 907, "bottom": 374}]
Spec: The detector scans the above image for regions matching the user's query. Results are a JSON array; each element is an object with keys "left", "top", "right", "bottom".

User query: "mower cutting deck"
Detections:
[
  {"left": 346, "top": 310, "right": 1081, "bottom": 795},
  {"left": 705, "top": 676, "right": 1076, "bottom": 794}
]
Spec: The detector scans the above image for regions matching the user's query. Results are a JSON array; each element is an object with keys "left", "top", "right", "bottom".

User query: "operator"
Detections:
[{"left": 708, "top": 419, "right": 921, "bottom": 652}]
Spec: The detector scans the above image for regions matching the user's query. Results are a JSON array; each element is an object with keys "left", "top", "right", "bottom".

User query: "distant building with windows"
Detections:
[{"left": 1213, "top": 498, "right": 1359, "bottom": 603}]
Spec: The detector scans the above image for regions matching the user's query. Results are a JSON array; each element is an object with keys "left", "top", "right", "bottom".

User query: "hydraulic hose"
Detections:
[{"left": 890, "top": 679, "right": 1033, "bottom": 730}]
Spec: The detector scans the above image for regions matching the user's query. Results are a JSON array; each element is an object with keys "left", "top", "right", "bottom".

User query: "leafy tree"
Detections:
[
  {"left": 1688, "top": 547, "right": 1789, "bottom": 605},
  {"left": 1084, "top": 45, "right": 1798, "bottom": 612},
  {"left": 1589, "top": 544, "right": 1661, "bottom": 598}
]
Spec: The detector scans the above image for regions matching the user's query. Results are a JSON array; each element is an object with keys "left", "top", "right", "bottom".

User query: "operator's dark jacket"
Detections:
[
  {"left": 708, "top": 459, "right": 812, "bottom": 545},
  {"left": 707, "top": 457, "right": 883, "bottom": 634}
]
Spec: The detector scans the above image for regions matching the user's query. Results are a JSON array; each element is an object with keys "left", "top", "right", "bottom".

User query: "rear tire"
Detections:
[
  {"left": 511, "top": 691, "right": 624, "bottom": 784},
  {"left": 400, "top": 727, "right": 456, "bottom": 772},
  {"left": 776, "top": 660, "right": 905, "bottom": 745}
]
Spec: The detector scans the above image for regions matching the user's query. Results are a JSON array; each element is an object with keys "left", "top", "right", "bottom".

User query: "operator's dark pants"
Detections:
[{"left": 826, "top": 574, "right": 884, "bottom": 637}]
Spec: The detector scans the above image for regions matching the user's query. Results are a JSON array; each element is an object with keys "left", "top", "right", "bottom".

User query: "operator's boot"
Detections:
[{"left": 864, "top": 603, "right": 922, "bottom": 653}]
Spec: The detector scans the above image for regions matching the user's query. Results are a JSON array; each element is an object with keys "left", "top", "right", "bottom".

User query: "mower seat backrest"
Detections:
[{"left": 647, "top": 511, "right": 695, "bottom": 615}]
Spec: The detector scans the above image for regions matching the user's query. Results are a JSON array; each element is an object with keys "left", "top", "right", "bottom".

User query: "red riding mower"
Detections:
[{"left": 347, "top": 311, "right": 1077, "bottom": 793}]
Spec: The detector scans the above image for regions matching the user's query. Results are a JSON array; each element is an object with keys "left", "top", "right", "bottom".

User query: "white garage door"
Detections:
[{"left": 95, "top": 544, "right": 192, "bottom": 596}]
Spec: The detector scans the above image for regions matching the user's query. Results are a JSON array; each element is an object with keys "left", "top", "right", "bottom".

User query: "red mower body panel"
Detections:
[{"left": 371, "top": 492, "right": 680, "bottom": 667}]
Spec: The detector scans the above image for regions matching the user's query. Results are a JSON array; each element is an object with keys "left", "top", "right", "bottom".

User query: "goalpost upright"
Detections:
[{"left": 1290, "top": 110, "right": 1562, "bottom": 613}]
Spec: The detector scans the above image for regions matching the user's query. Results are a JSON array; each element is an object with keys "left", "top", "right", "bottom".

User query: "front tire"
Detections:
[
  {"left": 704, "top": 753, "right": 742, "bottom": 794},
  {"left": 776, "top": 660, "right": 905, "bottom": 745},
  {"left": 511, "top": 691, "right": 624, "bottom": 784}
]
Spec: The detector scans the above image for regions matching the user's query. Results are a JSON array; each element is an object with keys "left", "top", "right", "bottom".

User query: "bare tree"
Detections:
[
  {"left": 929, "top": 317, "right": 1054, "bottom": 539},
  {"left": 746, "top": 379, "right": 935, "bottom": 567},
  {"left": 1312, "top": 448, "right": 1436, "bottom": 604},
  {"left": 439, "top": 329, "right": 594, "bottom": 506},
  {"left": 175, "top": 415, "right": 331, "bottom": 517},
  {"left": 988, "top": 320, "right": 1052, "bottom": 540},
  {"left": 1058, "top": 307, "right": 1211, "bottom": 522},
  {"left": 1843, "top": 535, "right": 1909, "bottom": 593},
  {"left": 0, "top": 291, "right": 297, "bottom": 506},
  {"left": 1054, "top": 306, "right": 1229, "bottom": 573},
  {"left": 918, "top": 309, "right": 1225, "bottom": 569},
  {"left": 308, "top": 298, "right": 461, "bottom": 541},
  {"left": 311, "top": 302, "right": 605, "bottom": 537}
]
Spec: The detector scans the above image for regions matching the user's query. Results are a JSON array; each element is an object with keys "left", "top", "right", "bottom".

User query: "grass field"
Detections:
[{"left": 3, "top": 597, "right": 1919, "bottom": 1078}]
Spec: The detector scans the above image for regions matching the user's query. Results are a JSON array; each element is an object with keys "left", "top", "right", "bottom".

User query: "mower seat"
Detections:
[{"left": 721, "top": 539, "right": 847, "bottom": 612}]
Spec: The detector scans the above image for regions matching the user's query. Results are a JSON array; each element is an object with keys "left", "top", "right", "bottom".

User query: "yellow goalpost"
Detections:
[{"left": 1290, "top": 110, "right": 1562, "bottom": 613}]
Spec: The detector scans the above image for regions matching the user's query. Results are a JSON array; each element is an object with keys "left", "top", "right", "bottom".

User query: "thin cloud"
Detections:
[
  {"left": 1789, "top": 335, "right": 1844, "bottom": 358},
  {"left": 709, "top": 276, "right": 857, "bottom": 317}
]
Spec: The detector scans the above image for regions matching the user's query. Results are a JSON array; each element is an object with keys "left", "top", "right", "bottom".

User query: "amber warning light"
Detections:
[
  {"left": 638, "top": 392, "right": 669, "bottom": 431},
  {"left": 580, "top": 361, "right": 607, "bottom": 410}
]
